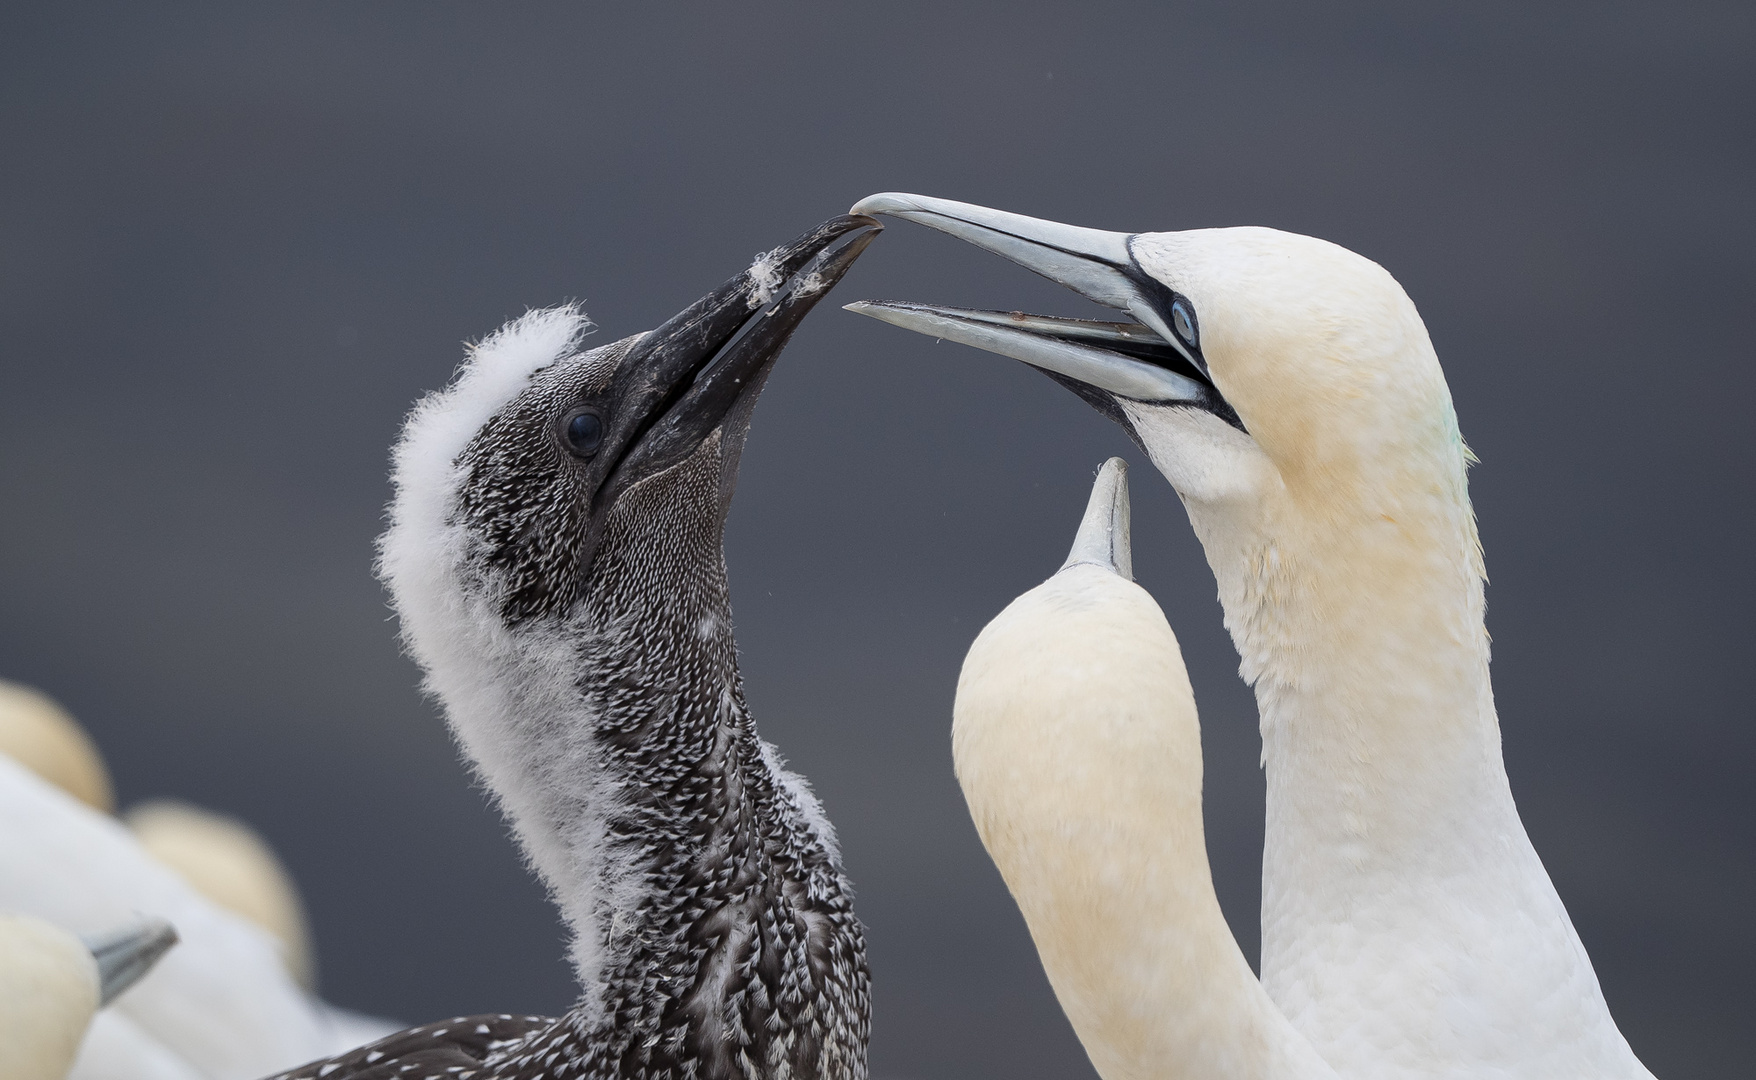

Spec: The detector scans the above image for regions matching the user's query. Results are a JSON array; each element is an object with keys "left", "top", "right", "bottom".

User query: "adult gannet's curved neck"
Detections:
[{"left": 954, "top": 459, "right": 1338, "bottom": 1080}]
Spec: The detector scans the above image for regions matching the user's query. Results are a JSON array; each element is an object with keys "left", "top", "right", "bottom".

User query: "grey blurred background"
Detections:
[{"left": 1, "top": 2, "right": 1751, "bottom": 1076}]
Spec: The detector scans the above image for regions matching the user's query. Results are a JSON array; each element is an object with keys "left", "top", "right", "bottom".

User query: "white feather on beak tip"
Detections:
[
  {"left": 854, "top": 193, "right": 1658, "bottom": 1080},
  {"left": 954, "top": 460, "right": 1338, "bottom": 1080}
]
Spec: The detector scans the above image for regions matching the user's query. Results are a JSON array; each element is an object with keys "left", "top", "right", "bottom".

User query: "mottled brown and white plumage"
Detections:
[{"left": 273, "top": 216, "right": 880, "bottom": 1080}]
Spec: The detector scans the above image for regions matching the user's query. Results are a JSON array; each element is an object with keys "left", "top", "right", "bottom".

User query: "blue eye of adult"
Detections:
[
  {"left": 1171, "top": 301, "right": 1197, "bottom": 347},
  {"left": 564, "top": 409, "right": 604, "bottom": 457}
]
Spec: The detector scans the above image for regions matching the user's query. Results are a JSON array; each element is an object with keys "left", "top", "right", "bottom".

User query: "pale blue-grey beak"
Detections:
[
  {"left": 841, "top": 193, "right": 1243, "bottom": 436},
  {"left": 83, "top": 917, "right": 178, "bottom": 1005},
  {"left": 846, "top": 192, "right": 1198, "bottom": 370},
  {"left": 1061, "top": 457, "right": 1132, "bottom": 581},
  {"left": 842, "top": 300, "right": 1207, "bottom": 405}
]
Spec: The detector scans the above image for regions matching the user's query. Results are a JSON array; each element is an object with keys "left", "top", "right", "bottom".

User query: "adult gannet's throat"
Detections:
[{"left": 842, "top": 193, "right": 1241, "bottom": 431}]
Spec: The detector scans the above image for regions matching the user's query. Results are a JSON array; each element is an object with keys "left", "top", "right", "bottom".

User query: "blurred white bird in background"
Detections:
[
  {"left": 0, "top": 681, "right": 113, "bottom": 814},
  {"left": 0, "top": 679, "right": 398, "bottom": 1078},
  {"left": 0, "top": 911, "right": 180, "bottom": 1080},
  {"left": 126, "top": 801, "right": 315, "bottom": 995}
]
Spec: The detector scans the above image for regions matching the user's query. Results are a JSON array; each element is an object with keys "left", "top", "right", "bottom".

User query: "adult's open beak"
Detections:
[
  {"left": 842, "top": 301, "right": 1207, "bottom": 405},
  {"left": 841, "top": 193, "right": 1241, "bottom": 431},
  {"left": 847, "top": 192, "right": 1195, "bottom": 367}
]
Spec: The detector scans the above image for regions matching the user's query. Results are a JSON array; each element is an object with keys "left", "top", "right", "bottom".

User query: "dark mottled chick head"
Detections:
[{"left": 383, "top": 215, "right": 879, "bottom": 637}]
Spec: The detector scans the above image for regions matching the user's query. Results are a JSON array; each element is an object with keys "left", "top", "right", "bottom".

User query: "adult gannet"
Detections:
[
  {"left": 0, "top": 912, "right": 178, "bottom": 1080},
  {"left": 956, "top": 458, "right": 1339, "bottom": 1080},
  {"left": 0, "top": 681, "right": 398, "bottom": 1062},
  {"left": 0, "top": 684, "right": 311, "bottom": 987},
  {"left": 271, "top": 215, "right": 881, "bottom": 1080},
  {"left": 847, "top": 194, "right": 1655, "bottom": 1079}
]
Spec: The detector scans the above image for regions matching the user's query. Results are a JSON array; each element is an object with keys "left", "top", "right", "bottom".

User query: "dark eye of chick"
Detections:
[{"left": 562, "top": 408, "right": 604, "bottom": 457}]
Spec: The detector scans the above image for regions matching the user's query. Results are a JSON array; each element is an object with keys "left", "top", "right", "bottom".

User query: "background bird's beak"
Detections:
[
  {"left": 83, "top": 917, "right": 179, "bottom": 1005},
  {"left": 847, "top": 192, "right": 1189, "bottom": 358},
  {"left": 595, "top": 214, "right": 882, "bottom": 509},
  {"left": 1060, "top": 457, "right": 1132, "bottom": 581}
]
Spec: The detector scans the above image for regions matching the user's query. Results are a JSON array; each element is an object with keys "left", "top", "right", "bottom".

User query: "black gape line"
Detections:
[
  {"left": 1116, "top": 257, "right": 1205, "bottom": 367},
  {"left": 1011, "top": 291, "right": 1245, "bottom": 438},
  {"left": 960, "top": 220, "right": 1206, "bottom": 366},
  {"left": 904, "top": 220, "right": 1242, "bottom": 434},
  {"left": 1073, "top": 244, "right": 1247, "bottom": 432},
  {"left": 277, "top": 215, "right": 879, "bottom": 1080}
]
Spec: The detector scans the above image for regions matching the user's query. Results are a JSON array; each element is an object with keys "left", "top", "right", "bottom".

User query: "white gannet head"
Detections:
[
  {"left": 845, "top": 192, "right": 1468, "bottom": 513},
  {"left": 955, "top": 459, "right": 1339, "bottom": 1080},
  {"left": 955, "top": 458, "right": 1210, "bottom": 1080},
  {"left": 0, "top": 913, "right": 178, "bottom": 1080},
  {"left": 846, "top": 194, "right": 1482, "bottom": 690}
]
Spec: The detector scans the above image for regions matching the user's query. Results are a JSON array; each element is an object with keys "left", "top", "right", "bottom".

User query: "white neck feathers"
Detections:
[
  {"left": 1124, "top": 356, "right": 1653, "bottom": 1078},
  {"left": 377, "top": 307, "right": 639, "bottom": 1012}
]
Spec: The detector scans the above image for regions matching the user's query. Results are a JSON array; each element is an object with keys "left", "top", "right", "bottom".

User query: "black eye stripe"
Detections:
[{"left": 1117, "top": 253, "right": 1201, "bottom": 352}]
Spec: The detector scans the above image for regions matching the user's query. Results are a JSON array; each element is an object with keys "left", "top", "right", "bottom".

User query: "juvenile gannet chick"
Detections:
[
  {"left": 956, "top": 459, "right": 1338, "bottom": 1080},
  {"left": 0, "top": 913, "right": 178, "bottom": 1080},
  {"left": 275, "top": 215, "right": 881, "bottom": 1080},
  {"left": 0, "top": 679, "right": 113, "bottom": 813},
  {"left": 848, "top": 194, "right": 1655, "bottom": 1080}
]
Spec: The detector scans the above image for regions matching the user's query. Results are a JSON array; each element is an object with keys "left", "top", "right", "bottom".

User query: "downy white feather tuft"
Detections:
[{"left": 377, "top": 305, "right": 644, "bottom": 1018}]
